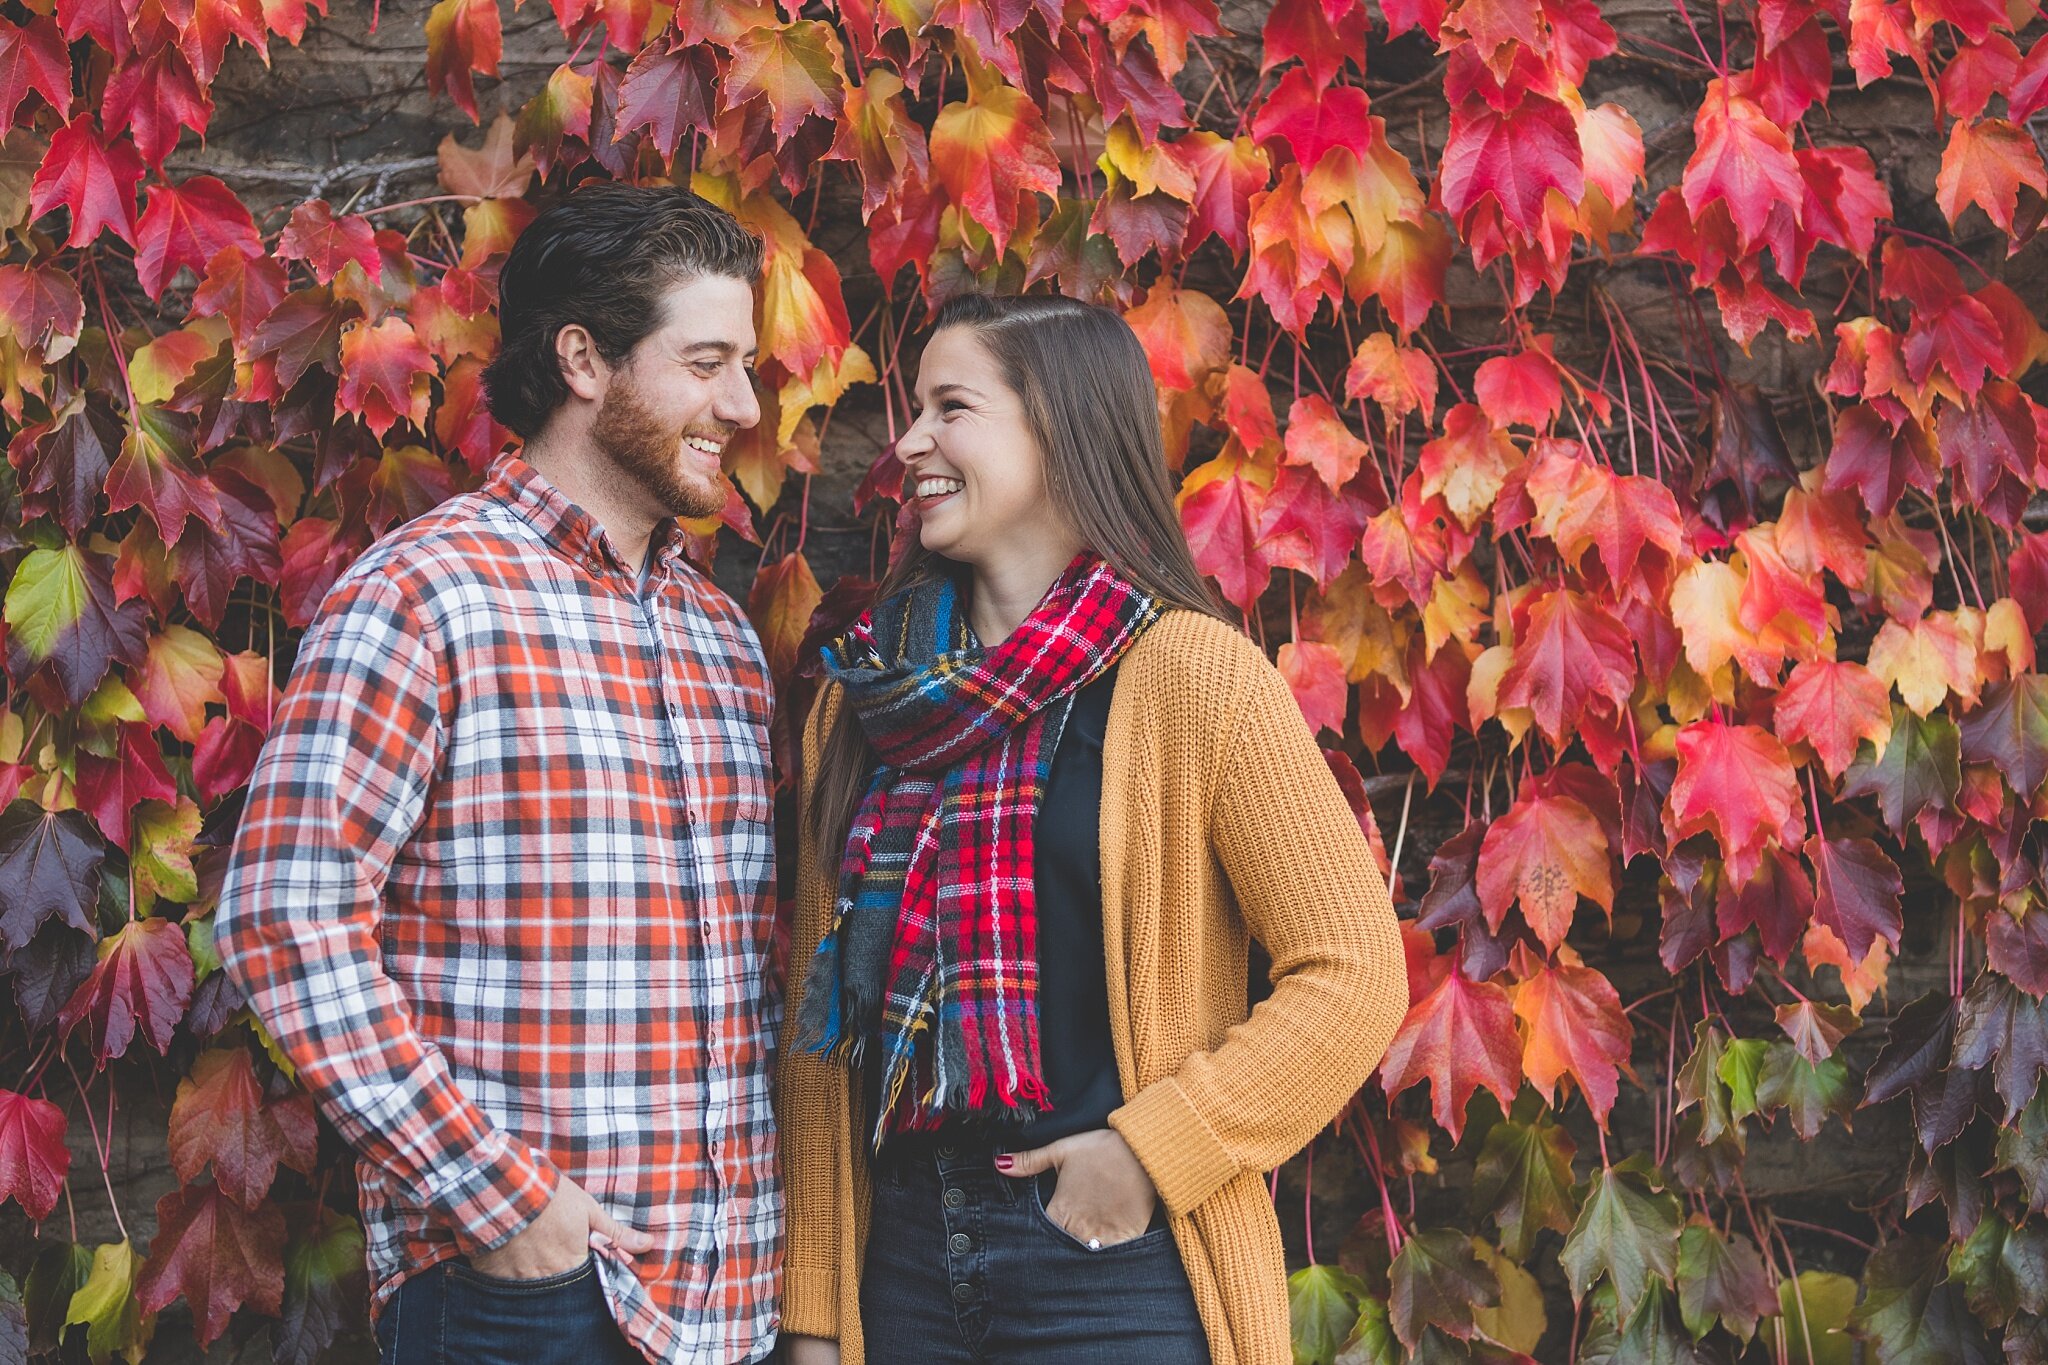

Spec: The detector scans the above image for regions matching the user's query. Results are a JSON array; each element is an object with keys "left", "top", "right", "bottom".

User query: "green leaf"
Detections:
[
  {"left": 64, "top": 1239, "right": 151, "bottom": 1364},
  {"left": 1334, "top": 1297, "right": 1401, "bottom": 1365},
  {"left": 1560, "top": 1158, "right": 1683, "bottom": 1317},
  {"left": 1289, "top": 1263, "right": 1368, "bottom": 1365},
  {"left": 1676, "top": 1220, "right": 1775, "bottom": 1341},
  {"left": 1756, "top": 1041, "right": 1858, "bottom": 1139},
  {"left": 1947, "top": 1212, "right": 2048, "bottom": 1325},
  {"left": 1847, "top": 1236, "right": 1997, "bottom": 1365},
  {"left": 1958, "top": 673, "right": 2048, "bottom": 800},
  {"left": 185, "top": 911, "right": 219, "bottom": 981},
  {"left": 0, "top": 543, "right": 145, "bottom": 706},
  {"left": 1996, "top": 1090, "right": 2048, "bottom": 1217},
  {"left": 22, "top": 1240, "right": 88, "bottom": 1353},
  {"left": 0, "top": 1269, "right": 27, "bottom": 1365},
  {"left": 1675, "top": 1021, "right": 1740, "bottom": 1149},
  {"left": 1387, "top": 1229, "right": 1496, "bottom": 1349},
  {"left": 129, "top": 797, "right": 201, "bottom": 908},
  {"left": 1775, "top": 1269, "right": 1858, "bottom": 1365},
  {"left": 276, "top": 1209, "right": 367, "bottom": 1365},
  {"left": 1717, "top": 1036, "right": 1768, "bottom": 1120},
  {"left": 1613, "top": 1282, "right": 1719, "bottom": 1364},
  {"left": 1469, "top": 1111, "right": 1577, "bottom": 1260},
  {"left": 1842, "top": 703, "right": 1961, "bottom": 837}
]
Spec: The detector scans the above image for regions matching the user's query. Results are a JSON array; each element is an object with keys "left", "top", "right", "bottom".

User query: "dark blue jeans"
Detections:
[
  {"left": 859, "top": 1141, "right": 1213, "bottom": 1363},
  {"left": 375, "top": 1254, "right": 646, "bottom": 1365}
]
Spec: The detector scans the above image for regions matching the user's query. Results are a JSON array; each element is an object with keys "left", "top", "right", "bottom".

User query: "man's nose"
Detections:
[{"left": 718, "top": 369, "right": 762, "bottom": 430}]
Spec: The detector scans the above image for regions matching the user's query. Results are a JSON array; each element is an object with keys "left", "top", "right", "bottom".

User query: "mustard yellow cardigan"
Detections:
[{"left": 775, "top": 609, "right": 1409, "bottom": 1365}]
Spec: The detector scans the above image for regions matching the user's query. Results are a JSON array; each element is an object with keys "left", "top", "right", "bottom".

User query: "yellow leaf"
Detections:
[
  {"left": 777, "top": 344, "right": 876, "bottom": 448},
  {"left": 66, "top": 1239, "right": 155, "bottom": 1364},
  {"left": 1670, "top": 559, "right": 1780, "bottom": 686},
  {"left": 1867, "top": 611, "right": 1982, "bottom": 716}
]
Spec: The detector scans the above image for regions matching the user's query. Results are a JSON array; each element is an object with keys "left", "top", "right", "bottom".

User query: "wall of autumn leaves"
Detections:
[{"left": 0, "top": 0, "right": 2046, "bottom": 1357}]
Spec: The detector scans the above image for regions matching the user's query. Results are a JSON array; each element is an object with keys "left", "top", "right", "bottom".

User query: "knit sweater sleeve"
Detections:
[
  {"left": 1110, "top": 641, "right": 1408, "bottom": 1217},
  {"left": 777, "top": 691, "right": 847, "bottom": 1339}
]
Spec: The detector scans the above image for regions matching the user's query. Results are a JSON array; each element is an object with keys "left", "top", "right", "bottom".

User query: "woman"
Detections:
[{"left": 777, "top": 294, "right": 1407, "bottom": 1365}]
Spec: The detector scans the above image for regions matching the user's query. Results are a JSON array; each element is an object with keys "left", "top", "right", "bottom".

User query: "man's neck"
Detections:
[{"left": 523, "top": 439, "right": 659, "bottom": 572}]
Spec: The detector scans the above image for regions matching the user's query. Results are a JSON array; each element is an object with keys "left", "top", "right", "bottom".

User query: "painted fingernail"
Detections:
[{"left": 993, "top": 1155, "right": 1014, "bottom": 1170}]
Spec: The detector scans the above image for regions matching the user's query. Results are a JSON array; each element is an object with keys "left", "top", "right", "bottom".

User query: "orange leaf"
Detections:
[
  {"left": 1935, "top": 116, "right": 2047, "bottom": 237},
  {"left": 1344, "top": 332, "right": 1437, "bottom": 426},
  {"left": 1773, "top": 659, "right": 1893, "bottom": 778},
  {"left": 723, "top": 20, "right": 846, "bottom": 141},
  {"left": 1511, "top": 944, "right": 1633, "bottom": 1127},
  {"left": 336, "top": 317, "right": 432, "bottom": 439},
  {"left": 1478, "top": 790, "right": 1614, "bottom": 951},
  {"left": 929, "top": 85, "right": 1062, "bottom": 257}
]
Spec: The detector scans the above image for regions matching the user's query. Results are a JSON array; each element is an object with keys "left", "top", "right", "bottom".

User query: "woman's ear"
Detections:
[{"left": 554, "top": 323, "right": 608, "bottom": 402}]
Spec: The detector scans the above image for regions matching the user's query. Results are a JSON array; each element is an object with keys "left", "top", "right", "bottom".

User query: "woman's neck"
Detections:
[{"left": 965, "top": 539, "right": 1084, "bottom": 644}]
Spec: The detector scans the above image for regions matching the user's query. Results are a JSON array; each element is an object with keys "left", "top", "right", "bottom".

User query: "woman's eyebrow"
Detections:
[{"left": 930, "top": 383, "right": 985, "bottom": 400}]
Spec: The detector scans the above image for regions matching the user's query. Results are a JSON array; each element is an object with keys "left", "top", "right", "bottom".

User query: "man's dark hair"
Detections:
[{"left": 482, "top": 184, "right": 764, "bottom": 438}]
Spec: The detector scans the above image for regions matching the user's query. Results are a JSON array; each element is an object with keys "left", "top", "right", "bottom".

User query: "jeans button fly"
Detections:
[
  {"left": 952, "top": 1282, "right": 975, "bottom": 1304},
  {"left": 950, "top": 1232, "right": 972, "bottom": 1255},
  {"left": 944, "top": 1188, "right": 965, "bottom": 1210},
  {"left": 937, "top": 1144, "right": 958, "bottom": 1160}
]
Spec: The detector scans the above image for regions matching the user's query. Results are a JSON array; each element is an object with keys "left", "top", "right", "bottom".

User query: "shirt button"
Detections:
[
  {"left": 952, "top": 1282, "right": 976, "bottom": 1305},
  {"left": 943, "top": 1188, "right": 965, "bottom": 1210},
  {"left": 950, "top": 1233, "right": 972, "bottom": 1255}
]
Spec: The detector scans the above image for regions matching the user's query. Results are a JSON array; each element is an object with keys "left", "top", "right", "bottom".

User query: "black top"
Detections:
[
  {"left": 1002, "top": 664, "right": 1122, "bottom": 1144},
  {"left": 870, "top": 666, "right": 1123, "bottom": 1151}
]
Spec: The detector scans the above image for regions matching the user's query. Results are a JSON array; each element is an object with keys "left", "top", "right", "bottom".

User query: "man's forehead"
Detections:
[{"left": 654, "top": 274, "right": 757, "bottom": 350}]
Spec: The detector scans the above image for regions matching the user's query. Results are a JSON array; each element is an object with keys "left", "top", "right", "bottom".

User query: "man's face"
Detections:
[{"left": 590, "top": 273, "right": 761, "bottom": 520}]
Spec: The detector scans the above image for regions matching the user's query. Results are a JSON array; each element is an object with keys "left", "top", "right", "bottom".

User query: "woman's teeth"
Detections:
[{"left": 916, "top": 477, "right": 964, "bottom": 498}]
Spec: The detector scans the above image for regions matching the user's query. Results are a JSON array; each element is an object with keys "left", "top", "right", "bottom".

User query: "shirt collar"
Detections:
[{"left": 485, "top": 453, "right": 694, "bottom": 584}]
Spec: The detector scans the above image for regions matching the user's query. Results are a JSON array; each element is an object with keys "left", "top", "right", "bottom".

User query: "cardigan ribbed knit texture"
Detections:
[{"left": 776, "top": 609, "right": 1409, "bottom": 1365}]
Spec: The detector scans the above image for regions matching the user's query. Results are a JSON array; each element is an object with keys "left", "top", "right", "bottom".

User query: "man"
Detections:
[{"left": 216, "top": 184, "right": 781, "bottom": 1365}]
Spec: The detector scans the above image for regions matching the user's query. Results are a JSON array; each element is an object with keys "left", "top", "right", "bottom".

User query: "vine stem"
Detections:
[
  {"left": 358, "top": 194, "right": 482, "bottom": 217},
  {"left": 89, "top": 260, "right": 140, "bottom": 416},
  {"left": 67, "top": 1058, "right": 128, "bottom": 1243}
]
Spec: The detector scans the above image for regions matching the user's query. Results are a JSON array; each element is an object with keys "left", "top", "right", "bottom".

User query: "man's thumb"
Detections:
[
  {"left": 589, "top": 1204, "right": 658, "bottom": 1255},
  {"left": 994, "top": 1143, "right": 1057, "bottom": 1177}
]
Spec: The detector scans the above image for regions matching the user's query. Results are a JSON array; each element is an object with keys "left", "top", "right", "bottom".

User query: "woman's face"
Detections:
[{"left": 896, "top": 327, "right": 1074, "bottom": 570}]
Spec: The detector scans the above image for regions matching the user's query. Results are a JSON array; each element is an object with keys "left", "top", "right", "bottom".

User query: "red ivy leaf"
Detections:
[
  {"left": 28, "top": 115, "right": 143, "bottom": 248},
  {"left": 56, "top": 916, "right": 195, "bottom": 1062},
  {"left": 1666, "top": 720, "right": 1804, "bottom": 888},
  {"left": 1379, "top": 964, "right": 1524, "bottom": 1142},
  {"left": 168, "top": 1047, "right": 318, "bottom": 1207},
  {"left": 0, "top": 1088, "right": 68, "bottom": 1221},
  {"left": 135, "top": 1181, "right": 287, "bottom": 1346},
  {"left": 0, "top": 17, "right": 70, "bottom": 126},
  {"left": 134, "top": 177, "right": 260, "bottom": 301}
]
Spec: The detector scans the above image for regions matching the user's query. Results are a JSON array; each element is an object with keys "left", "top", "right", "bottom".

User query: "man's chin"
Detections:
[{"left": 663, "top": 475, "right": 729, "bottom": 522}]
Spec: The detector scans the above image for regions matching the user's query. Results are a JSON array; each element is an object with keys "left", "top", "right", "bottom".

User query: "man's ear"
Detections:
[{"left": 554, "top": 323, "right": 608, "bottom": 402}]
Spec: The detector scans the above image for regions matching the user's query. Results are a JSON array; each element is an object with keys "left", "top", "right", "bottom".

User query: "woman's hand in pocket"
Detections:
[{"left": 997, "top": 1129, "right": 1158, "bottom": 1247}]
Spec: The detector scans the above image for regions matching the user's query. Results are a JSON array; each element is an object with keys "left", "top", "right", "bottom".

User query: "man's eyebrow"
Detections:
[{"left": 679, "top": 340, "right": 757, "bottom": 358}]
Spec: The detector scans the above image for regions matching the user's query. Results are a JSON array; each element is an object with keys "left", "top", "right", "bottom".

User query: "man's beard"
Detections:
[{"left": 590, "top": 371, "right": 729, "bottom": 520}]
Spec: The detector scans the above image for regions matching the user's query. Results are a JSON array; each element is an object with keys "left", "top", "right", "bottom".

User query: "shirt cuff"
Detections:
[
  {"left": 419, "top": 1132, "right": 560, "bottom": 1253},
  {"left": 1110, "top": 1077, "right": 1239, "bottom": 1218}
]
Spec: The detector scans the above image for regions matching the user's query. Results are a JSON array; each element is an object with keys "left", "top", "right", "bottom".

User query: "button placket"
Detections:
[{"left": 935, "top": 1150, "right": 990, "bottom": 1338}]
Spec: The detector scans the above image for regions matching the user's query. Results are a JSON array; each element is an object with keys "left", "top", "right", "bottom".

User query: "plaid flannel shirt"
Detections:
[{"left": 216, "top": 455, "right": 782, "bottom": 1364}]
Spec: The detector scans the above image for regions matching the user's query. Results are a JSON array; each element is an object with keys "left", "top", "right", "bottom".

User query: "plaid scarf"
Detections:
[{"left": 795, "top": 554, "right": 1160, "bottom": 1147}]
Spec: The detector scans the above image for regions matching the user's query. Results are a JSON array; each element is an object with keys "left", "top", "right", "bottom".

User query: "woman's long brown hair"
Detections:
[{"left": 808, "top": 293, "right": 1230, "bottom": 869}]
